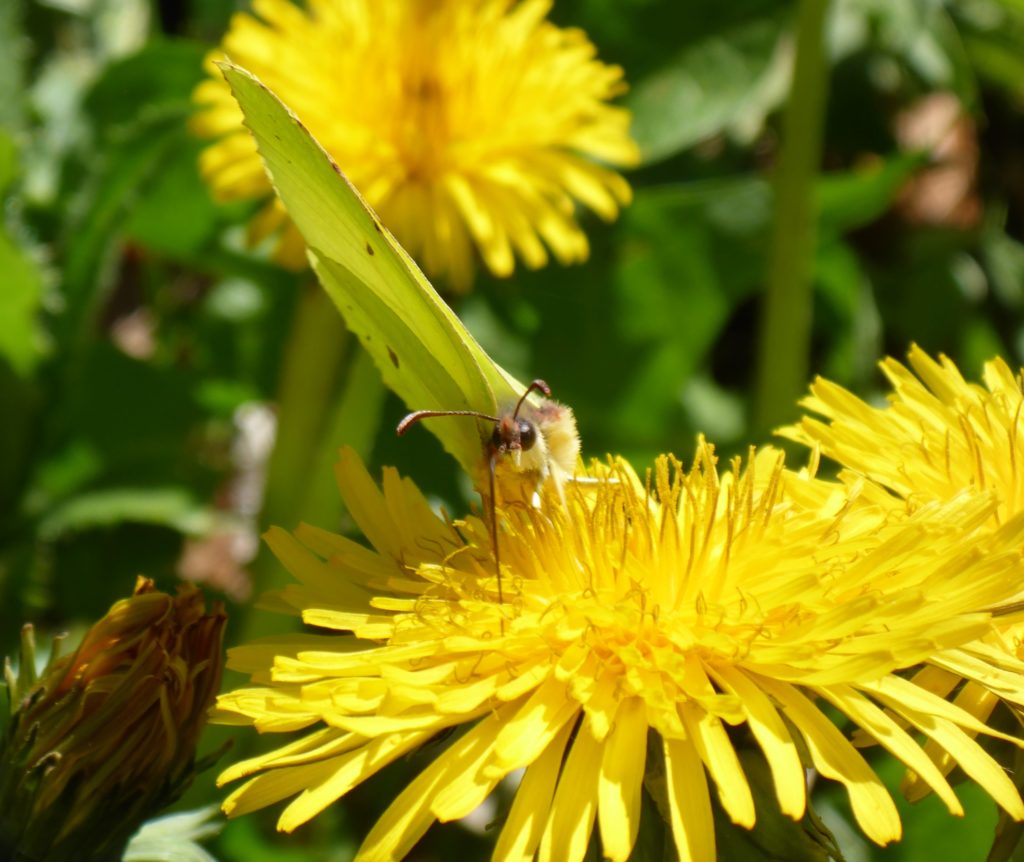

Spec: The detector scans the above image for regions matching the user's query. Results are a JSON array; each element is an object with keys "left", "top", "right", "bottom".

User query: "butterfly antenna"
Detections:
[
  {"left": 511, "top": 379, "right": 552, "bottom": 421},
  {"left": 397, "top": 409, "right": 501, "bottom": 436}
]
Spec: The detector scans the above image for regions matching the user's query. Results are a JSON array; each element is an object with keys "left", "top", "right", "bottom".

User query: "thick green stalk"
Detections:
[
  {"left": 752, "top": 0, "right": 830, "bottom": 437},
  {"left": 261, "top": 284, "right": 350, "bottom": 531},
  {"left": 237, "top": 284, "right": 350, "bottom": 641},
  {"left": 301, "top": 347, "right": 387, "bottom": 525},
  {"left": 236, "top": 284, "right": 390, "bottom": 643}
]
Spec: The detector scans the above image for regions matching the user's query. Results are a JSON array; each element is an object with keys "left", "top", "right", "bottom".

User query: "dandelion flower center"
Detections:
[
  {"left": 192, "top": 0, "right": 640, "bottom": 287},
  {"left": 217, "top": 443, "right": 1024, "bottom": 861}
]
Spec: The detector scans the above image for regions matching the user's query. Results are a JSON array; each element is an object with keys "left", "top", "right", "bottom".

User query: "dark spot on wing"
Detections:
[
  {"left": 373, "top": 221, "right": 383, "bottom": 234},
  {"left": 366, "top": 241, "right": 374, "bottom": 256},
  {"left": 388, "top": 347, "right": 400, "bottom": 369}
]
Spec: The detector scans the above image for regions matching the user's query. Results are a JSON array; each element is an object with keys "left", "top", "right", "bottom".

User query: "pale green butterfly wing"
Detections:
[{"left": 219, "top": 63, "right": 524, "bottom": 475}]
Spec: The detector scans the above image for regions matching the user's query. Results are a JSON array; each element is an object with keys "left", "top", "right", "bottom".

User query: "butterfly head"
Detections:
[
  {"left": 396, "top": 378, "right": 571, "bottom": 483},
  {"left": 491, "top": 414, "right": 537, "bottom": 467},
  {"left": 489, "top": 380, "right": 549, "bottom": 467}
]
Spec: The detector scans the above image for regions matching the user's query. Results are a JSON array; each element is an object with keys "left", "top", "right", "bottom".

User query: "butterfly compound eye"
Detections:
[{"left": 518, "top": 419, "right": 537, "bottom": 451}]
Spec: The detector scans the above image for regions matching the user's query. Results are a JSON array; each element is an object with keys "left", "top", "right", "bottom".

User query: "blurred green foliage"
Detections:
[{"left": 4, "top": 0, "right": 1024, "bottom": 859}]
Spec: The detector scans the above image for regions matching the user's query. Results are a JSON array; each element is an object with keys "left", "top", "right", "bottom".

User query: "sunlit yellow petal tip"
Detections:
[
  {"left": 192, "top": 0, "right": 639, "bottom": 290},
  {"left": 781, "top": 344, "right": 1024, "bottom": 525},
  {"left": 784, "top": 346, "right": 1024, "bottom": 815},
  {"left": 214, "top": 437, "right": 1024, "bottom": 858}
]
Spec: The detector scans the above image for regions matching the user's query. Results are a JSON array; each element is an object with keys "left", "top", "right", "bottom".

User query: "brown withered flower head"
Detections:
[{"left": 0, "top": 577, "right": 226, "bottom": 862}]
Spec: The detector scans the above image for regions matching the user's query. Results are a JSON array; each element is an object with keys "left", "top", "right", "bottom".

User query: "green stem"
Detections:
[
  {"left": 752, "top": 0, "right": 830, "bottom": 438},
  {"left": 235, "top": 285, "right": 389, "bottom": 644},
  {"left": 261, "top": 284, "right": 350, "bottom": 531},
  {"left": 236, "top": 284, "right": 350, "bottom": 642},
  {"left": 301, "top": 347, "right": 387, "bottom": 525}
]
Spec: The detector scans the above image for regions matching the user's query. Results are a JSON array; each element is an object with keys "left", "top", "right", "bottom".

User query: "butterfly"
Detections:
[
  {"left": 220, "top": 63, "right": 581, "bottom": 599},
  {"left": 397, "top": 377, "right": 577, "bottom": 604},
  {"left": 396, "top": 378, "right": 578, "bottom": 502}
]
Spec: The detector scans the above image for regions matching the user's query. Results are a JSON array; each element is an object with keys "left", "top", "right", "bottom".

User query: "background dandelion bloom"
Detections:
[
  {"left": 191, "top": 0, "right": 640, "bottom": 289},
  {"left": 783, "top": 344, "right": 1024, "bottom": 524},
  {"left": 216, "top": 445, "right": 1024, "bottom": 861}
]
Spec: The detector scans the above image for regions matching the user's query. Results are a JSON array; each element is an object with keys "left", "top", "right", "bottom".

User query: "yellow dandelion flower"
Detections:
[
  {"left": 191, "top": 0, "right": 639, "bottom": 289},
  {"left": 216, "top": 443, "right": 1024, "bottom": 861},
  {"left": 781, "top": 343, "right": 1024, "bottom": 523},
  {"left": 780, "top": 344, "right": 1024, "bottom": 799}
]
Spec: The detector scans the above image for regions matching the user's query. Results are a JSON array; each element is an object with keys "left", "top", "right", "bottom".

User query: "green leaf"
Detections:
[
  {"left": 83, "top": 38, "right": 207, "bottom": 131},
  {"left": 122, "top": 136, "right": 221, "bottom": 257},
  {"left": 0, "top": 132, "right": 45, "bottom": 377},
  {"left": 628, "top": 13, "right": 789, "bottom": 164},
  {"left": 816, "top": 153, "right": 928, "bottom": 236},
  {"left": 0, "top": 235, "right": 43, "bottom": 377},
  {"left": 714, "top": 748, "right": 839, "bottom": 861},
  {"left": 832, "top": 1, "right": 978, "bottom": 107},
  {"left": 819, "top": 751, "right": 999, "bottom": 862},
  {"left": 55, "top": 113, "right": 190, "bottom": 352},
  {"left": 0, "top": 0, "right": 28, "bottom": 133},
  {"left": 37, "top": 486, "right": 210, "bottom": 540},
  {"left": 814, "top": 238, "right": 881, "bottom": 384},
  {"left": 981, "top": 222, "right": 1024, "bottom": 309},
  {"left": 957, "top": 0, "right": 1024, "bottom": 101},
  {"left": 610, "top": 181, "right": 766, "bottom": 448},
  {"left": 34, "top": 345, "right": 209, "bottom": 505},
  {"left": 51, "top": 37, "right": 220, "bottom": 346},
  {"left": 504, "top": 178, "right": 770, "bottom": 463},
  {"left": 216, "top": 817, "right": 324, "bottom": 862}
]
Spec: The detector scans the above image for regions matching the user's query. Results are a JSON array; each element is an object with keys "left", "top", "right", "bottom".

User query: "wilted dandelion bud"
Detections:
[{"left": 0, "top": 577, "right": 226, "bottom": 862}]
